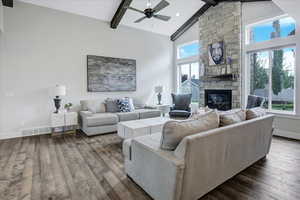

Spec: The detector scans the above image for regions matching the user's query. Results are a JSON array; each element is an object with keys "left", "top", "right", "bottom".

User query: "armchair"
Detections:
[
  {"left": 169, "top": 93, "right": 192, "bottom": 118},
  {"left": 246, "top": 95, "right": 266, "bottom": 109}
]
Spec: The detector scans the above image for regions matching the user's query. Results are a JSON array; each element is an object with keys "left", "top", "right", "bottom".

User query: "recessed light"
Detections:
[{"left": 176, "top": 12, "right": 180, "bottom": 17}]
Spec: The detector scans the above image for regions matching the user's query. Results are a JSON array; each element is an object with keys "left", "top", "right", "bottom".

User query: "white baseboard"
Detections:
[{"left": 273, "top": 129, "right": 300, "bottom": 140}]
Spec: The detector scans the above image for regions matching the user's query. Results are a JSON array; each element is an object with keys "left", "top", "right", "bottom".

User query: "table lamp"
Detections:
[
  {"left": 154, "top": 86, "right": 163, "bottom": 105},
  {"left": 53, "top": 85, "right": 66, "bottom": 113}
]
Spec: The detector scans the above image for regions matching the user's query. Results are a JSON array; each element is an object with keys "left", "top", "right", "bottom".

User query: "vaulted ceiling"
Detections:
[{"left": 18, "top": 0, "right": 205, "bottom": 36}]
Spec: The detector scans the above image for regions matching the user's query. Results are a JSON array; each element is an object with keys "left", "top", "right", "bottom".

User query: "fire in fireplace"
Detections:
[{"left": 205, "top": 89, "right": 232, "bottom": 111}]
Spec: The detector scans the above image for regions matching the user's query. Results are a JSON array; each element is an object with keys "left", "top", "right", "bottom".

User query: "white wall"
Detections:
[
  {"left": 242, "top": 1, "right": 300, "bottom": 140},
  {"left": 0, "top": 1, "right": 173, "bottom": 138}
]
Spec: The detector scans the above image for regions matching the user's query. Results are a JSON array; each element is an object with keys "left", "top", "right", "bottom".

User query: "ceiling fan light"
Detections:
[
  {"left": 176, "top": 12, "right": 180, "bottom": 17},
  {"left": 146, "top": 0, "right": 152, "bottom": 8}
]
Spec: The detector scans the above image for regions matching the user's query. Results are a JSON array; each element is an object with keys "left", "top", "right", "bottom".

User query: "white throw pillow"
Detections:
[
  {"left": 246, "top": 107, "right": 266, "bottom": 120},
  {"left": 160, "top": 110, "right": 219, "bottom": 150},
  {"left": 81, "top": 100, "right": 106, "bottom": 113},
  {"left": 219, "top": 109, "right": 246, "bottom": 127}
]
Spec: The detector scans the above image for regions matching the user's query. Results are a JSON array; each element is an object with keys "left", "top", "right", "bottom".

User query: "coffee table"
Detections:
[{"left": 117, "top": 117, "right": 171, "bottom": 139}]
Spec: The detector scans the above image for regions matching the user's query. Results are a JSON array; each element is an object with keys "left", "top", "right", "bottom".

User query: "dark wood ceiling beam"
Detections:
[
  {"left": 202, "top": 0, "right": 218, "bottom": 6},
  {"left": 170, "top": 3, "right": 211, "bottom": 41},
  {"left": 2, "top": 0, "right": 13, "bottom": 7},
  {"left": 110, "top": 0, "right": 133, "bottom": 29}
]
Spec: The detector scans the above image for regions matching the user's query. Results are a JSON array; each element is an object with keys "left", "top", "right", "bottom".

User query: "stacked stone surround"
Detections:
[{"left": 199, "top": 2, "right": 242, "bottom": 108}]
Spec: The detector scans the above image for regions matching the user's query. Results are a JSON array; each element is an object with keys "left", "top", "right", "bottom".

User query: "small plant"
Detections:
[{"left": 64, "top": 103, "right": 73, "bottom": 111}]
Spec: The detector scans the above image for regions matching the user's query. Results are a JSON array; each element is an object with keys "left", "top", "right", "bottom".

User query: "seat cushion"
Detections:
[
  {"left": 169, "top": 110, "right": 191, "bottom": 117},
  {"left": 161, "top": 110, "right": 219, "bottom": 150},
  {"left": 86, "top": 113, "right": 118, "bottom": 127},
  {"left": 116, "top": 112, "right": 139, "bottom": 122},
  {"left": 136, "top": 109, "right": 161, "bottom": 119}
]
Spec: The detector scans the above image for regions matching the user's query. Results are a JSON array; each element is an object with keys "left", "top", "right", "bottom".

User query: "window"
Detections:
[
  {"left": 176, "top": 41, "right": 201, "bottom": 103},
  {"left": 249, "top": 47, "right": 295, "bottom": 112},
  {"left": 177, "top": 42, "right": 199, "bottom": 59},
  {"left": 247, "top": 16, "right": 296, "bottom": 44},
  {"left": 178, "top": 62, "right": 200, "bottom": 103},
  {"left": 246, "top": 15, "right": 296, "bottom": 113}
]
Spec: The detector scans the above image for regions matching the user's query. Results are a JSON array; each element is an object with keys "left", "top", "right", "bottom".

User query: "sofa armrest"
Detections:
[
  {"left": 79, "top": 111, "right": 93, "bottom": 118},
  {"left": 126, "top": 135, "right": 184, "bottom": 200}
]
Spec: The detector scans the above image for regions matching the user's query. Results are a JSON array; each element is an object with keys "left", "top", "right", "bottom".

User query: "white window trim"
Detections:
[{"left": 244, "top": 15, "right": 297, "bottom": 115}]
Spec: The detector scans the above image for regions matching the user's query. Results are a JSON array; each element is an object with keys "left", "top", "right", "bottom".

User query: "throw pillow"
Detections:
[
  {"left": 219, "top": 109, "right": 246, "bottom": 127},
  {"left": 80, "top": 100, "right": 106, "bottom": 114},
  {"left": 160, "top": 110, "right": 219, "bottom": 150},
  {"left": 117, "top": 98, "right": 131, "bottom": 112},
  {"left": 127, "top": 97, "right": 135, "bottom": 111},
  {"left": 105, "top": 98, "right": 120, "bottom": 113},
  {"left": 246, "top": 107, "right": 266, "bottom": 120}
]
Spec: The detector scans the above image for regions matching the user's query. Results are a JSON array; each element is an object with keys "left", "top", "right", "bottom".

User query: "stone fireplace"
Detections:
[
  {"left": 198, "top": 2, "right": 241, "bottom": 109},
  {"left": 205, "top": 89, "right": 232, "bottom": 111}
]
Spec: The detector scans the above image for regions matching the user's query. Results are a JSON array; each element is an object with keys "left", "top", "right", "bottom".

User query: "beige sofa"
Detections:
[
  {"left": 79, "top": 100, "right": 161, "bottom": 136},
  {"left": 123, "top": 114, "right": 274, "bottom": 200}
]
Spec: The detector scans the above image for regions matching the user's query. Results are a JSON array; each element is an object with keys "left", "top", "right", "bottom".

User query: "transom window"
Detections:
[
  {"left": 245, "top": 15, "right": 296, "bottom": 113},
  {"left": 247, "top": 16, "right": 296, "bottom": 44},
  {"left": 177, "top": 41, "right": 199, "bottom": 59}
]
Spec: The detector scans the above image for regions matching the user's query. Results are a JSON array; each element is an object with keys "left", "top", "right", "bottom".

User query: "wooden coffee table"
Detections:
[{"left": 117, "top": 117, "right": 171, "bottom": 139}]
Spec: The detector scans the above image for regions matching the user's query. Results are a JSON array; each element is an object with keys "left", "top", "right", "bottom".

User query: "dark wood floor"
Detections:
[{"left": 0, "top": 133, "right": 299, "bottom": 200}]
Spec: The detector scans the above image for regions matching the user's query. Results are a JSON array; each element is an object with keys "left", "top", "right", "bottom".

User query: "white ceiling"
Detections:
[{"left": 18, "top": 0, "right": 205, "bottom": 36}]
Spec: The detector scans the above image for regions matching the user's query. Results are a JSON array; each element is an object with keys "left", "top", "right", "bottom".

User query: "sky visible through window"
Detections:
[
  {"left": 251, "top": 17, "right": 296, "bottom": 43},
  {"left": 178, "top": 42, "right": 199, "bottom": 59}
]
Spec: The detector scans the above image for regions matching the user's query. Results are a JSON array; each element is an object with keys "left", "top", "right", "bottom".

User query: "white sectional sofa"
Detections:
[{"left": 123, "top": 114, "right": 274, "bottom": 200}]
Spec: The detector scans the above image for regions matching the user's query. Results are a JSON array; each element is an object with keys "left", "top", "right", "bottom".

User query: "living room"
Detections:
[{"left": 0, "top": 0, "right": 299, "bottom": 200}]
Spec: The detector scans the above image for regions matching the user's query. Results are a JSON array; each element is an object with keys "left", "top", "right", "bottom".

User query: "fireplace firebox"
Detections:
[{"left": 205, "top": 90, "right": 232, "bottom": 111}]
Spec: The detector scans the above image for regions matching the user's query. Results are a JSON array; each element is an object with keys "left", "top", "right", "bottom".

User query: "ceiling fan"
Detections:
[{"left": 126, "top": 0, "right": 171, "bottom": 23}]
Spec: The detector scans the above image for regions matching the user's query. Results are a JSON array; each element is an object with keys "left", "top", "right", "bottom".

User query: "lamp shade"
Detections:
[
  {"left": 54, "top": 85, "right": 66, "bottom": 96},
  {"left": 154, "top": 86, "right": 163, "bottom": 93}
]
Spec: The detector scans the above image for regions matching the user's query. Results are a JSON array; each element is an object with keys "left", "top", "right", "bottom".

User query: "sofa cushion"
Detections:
[
  {"left": 219, "top": 109, "right": 246, "bottom": 127},
  {"left": 86, "top": 113, "right": 118, "bottom": 127},
  {"left": 105, "top": 98, "right": 120, "bottom": 113},
  {"left": 80, "top": 99, "right": 106, "bottom": 113},
  {"left": 116, "top": 112, "right": 139, "bottom": 122},
  {"left": 137, "top": 109, "right": 161, "bottom": 119},
  {"left": 246, "top": 107, "right": 266, "bottom": 120},
  {"left": 160, "top": 110, "right": 219, "bottom": 150}
]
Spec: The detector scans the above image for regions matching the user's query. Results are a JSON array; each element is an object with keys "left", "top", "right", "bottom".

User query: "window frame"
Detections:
[{"left": 244, "top": 15, "right": 297, "bottom": 114}]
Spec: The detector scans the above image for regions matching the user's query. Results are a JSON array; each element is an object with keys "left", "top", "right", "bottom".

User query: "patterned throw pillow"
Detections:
[{"left": 117, "top": 98, "right": 131, "bottom": 112}]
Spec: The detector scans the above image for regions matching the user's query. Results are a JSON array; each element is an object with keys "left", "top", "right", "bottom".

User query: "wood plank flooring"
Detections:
[{"left": 0, "top": 133, "right": 299, "bottom": 200}]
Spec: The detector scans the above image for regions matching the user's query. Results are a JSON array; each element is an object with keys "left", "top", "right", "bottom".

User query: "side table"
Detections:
[{"left": 51, "top": 112, "right": 78, "bottom": 136}]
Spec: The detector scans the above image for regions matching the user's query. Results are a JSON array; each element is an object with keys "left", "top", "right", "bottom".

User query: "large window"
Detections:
[
  {"left": 176, "top": 41, "right": 200, "bottom": 103},
  {"left": 246, "top": 15, "right": 296, "bottom": 113}
]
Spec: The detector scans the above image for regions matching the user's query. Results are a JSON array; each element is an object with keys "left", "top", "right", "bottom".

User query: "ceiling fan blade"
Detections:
[
  {"left": 134, "top": 16, "right": 147, "bottom": 23},
  {"left": 153, "top": 14, "right": 171, "bottom": 21},
  {"left": 126, "top": 7, "right": 145, "bottom": 14},
  {"left": 153, "top": 0, "right": 170, "bottom": 13}
]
